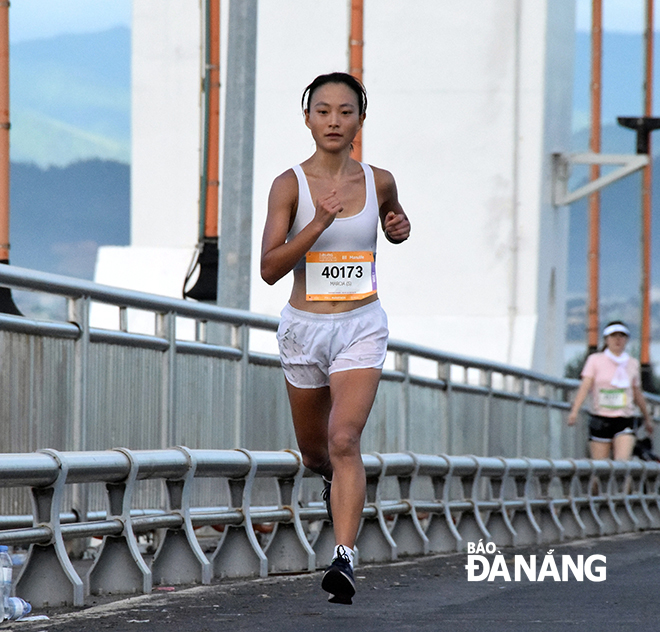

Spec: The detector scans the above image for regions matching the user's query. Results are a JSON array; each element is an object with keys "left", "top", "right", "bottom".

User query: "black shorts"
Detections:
[{"left": 588, "top": 415, "right": 635, "bottom": 442}]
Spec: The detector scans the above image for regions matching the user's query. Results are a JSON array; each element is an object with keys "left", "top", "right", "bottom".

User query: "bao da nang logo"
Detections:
[{"left": 465, "top": 541, "right": 606, "bottom": 582}]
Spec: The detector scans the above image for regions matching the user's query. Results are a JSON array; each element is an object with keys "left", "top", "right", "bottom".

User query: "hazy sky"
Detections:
[
  {"left": 10, "top": 0, "right": 131, "bottom": 43},
  {"left": 7, "top": 1, "right": 660, "bottom": 43},
  {"left": 576, "top": 0, "right": 660, "bottom": 32}
]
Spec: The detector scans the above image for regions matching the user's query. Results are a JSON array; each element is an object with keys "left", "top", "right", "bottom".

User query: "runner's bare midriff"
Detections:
[{"left": 289, "top": 269, "right": 379, "bottom": 313}]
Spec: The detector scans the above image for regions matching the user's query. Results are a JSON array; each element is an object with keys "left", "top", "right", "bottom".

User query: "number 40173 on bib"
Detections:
[{"left": 305, "top": 251, "right": 377, "bottom": 301}]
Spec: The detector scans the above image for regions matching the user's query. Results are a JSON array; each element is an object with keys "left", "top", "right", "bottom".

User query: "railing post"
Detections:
[
  {"left": 68, "top": 296, "right": 90, "bottom": 453},
  {"left": 152, "top": 446, "right": 212, "bottom": 585},
  {"left": 15, "top": 450, "right": 85, "bottom": 607},
  {"left": 551, "top": 459, "right": 584, "bottom": 540},
  {"left": 356, "top": 453, "right": 397, "bottom": 563},
  {"left": 455, "top": 456, "right": 491, "bottom": 545},
  {"left": 625, "top": 460, "right": 649, "bottom": 530},
  {"left": 67, "top": 296, "right": 90, "bottom": 558},
  {"left": 425, "top": 455, "right": 462, "bottom": 552},
  {"left": 607, "top": 460, "right": 636, "bottom": 533},
  {"left": 87, "top": 448, "right": 153, "bottom": 595},
  {"left": 211, "top": 449, "right": 268, "bottom": 578},
  {"left": 395, "top": 352, "right": 410, "bottom": 450},
  {"left": 388, "top": 453, "right": 429, "bottom": 556},
  {"left": 232, "top": 324, "right": 250, "bottom": 448},
  {"left": 119, "top": 306, "right": 128, "bottom": 332},
  {"left": 480, "top": 370, "right": 492, "bottom": 456},
  {"left": 195, "top": 319, "right": 207, "bottom": 343},
  {"left": 590, "top": 460, "right": 612, "bottom": 536},
  {"left": 571, "top": 458, "right": 601, "bottom": 536},
  {"left": 156, "top": 312, "right": 176, "bottom": 448},
  {"left": 506, "top": 458, "right": 542, "bottom": 545},
  {"left": 263, "top": 450, "right": 316, "bottom": 573},
  {"left": 437, "top": 361, "right": 452, "bottom": 453},
  {"left": 482, "top": 458, "right": 516, "bottom": 547},
  {"left": 641, "top": 462, "right": 660, "bottom": 527},
  {"left": 515, "top": 376, "right": 525, "bottom": 457},
  {"left": 532, "top": 458, "right": 565, "bottom": 543}
]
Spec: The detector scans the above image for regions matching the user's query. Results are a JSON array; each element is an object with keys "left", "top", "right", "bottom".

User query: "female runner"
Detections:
[
  {"left": 260, "top": 72, "right": 410, "bottom": 604},
  {"left": 568, "top": 321, "right": 653, "bottom": 459}
]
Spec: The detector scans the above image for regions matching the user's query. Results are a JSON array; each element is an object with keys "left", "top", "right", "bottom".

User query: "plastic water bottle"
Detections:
[
  {"left": 6, "top": 597, "right": 31, "bottom": 620},
  {"left": 0, "top": 545, "right": 11, "bottom": 621}
]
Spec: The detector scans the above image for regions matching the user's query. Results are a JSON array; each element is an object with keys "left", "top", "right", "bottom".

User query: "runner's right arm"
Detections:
[
  {"left": 261, "top": 170, "right": 342, "bottom": 285},
  {"left": 568, "top": 376, "right": 593, "bottom": 425}
]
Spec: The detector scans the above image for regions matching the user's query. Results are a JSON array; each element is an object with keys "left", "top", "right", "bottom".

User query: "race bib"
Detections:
[
  {"left": 305, "top": 251, "right": 377, "bottom": 301},
  {"left": 598, "top": 388, "right": 627, "bottom": 410}
]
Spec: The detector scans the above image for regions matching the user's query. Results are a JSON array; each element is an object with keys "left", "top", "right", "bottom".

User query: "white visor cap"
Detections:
[{"left": 603, "top": 323, "right": 630, "bottom": 337}]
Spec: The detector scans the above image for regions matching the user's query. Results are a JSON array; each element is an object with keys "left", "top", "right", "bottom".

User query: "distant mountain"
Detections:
[
  {"left": 10, "top": 27, "right": 130, "bottom": 167},
  {"left": 5, "top": 28, "right": 132, "bottom": 308},
  {"left": 566, "top": 293, "right": 660, "bottom": 342},
  {"left": 9, "top": 160, "right": 130, "bottom": 280},
  {"left": 3, "top": 29, "right": 657, "bottom": 312}
]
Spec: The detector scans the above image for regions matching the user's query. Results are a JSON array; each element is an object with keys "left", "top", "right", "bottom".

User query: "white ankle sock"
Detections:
[{"left": 333, "top": 544, "right": 355, "bottom": 568}]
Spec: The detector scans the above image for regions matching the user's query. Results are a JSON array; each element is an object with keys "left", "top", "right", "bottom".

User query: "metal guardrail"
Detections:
[
  {"left": 2, "top": 266, "right": 660, "bottom": 610},
  {"left": 1, "top": 448, "right": 659, "bottom": 608},
  {"left": 4, "top": 263, "right": 658, "bottom": 468}
]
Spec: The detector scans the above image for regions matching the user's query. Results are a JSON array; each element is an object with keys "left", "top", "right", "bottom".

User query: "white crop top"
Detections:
[{"left": 288, "top": 162, "right": 379, "bottom": 271}]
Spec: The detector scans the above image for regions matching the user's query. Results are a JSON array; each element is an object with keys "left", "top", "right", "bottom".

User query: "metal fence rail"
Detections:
[
  {"left": 1, "top": 448, "right": 659, "bottom": 608},
  {"left": 3, "top": 263, "right": 659, "bottom": 467}
]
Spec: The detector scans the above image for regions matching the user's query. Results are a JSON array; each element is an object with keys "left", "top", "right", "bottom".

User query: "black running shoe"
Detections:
[
  {"left": 321, "top": 478, "right": 333, "bottom": 523},
  {"left": 322, "top": 545, "right": 356, "bottom": 605}
]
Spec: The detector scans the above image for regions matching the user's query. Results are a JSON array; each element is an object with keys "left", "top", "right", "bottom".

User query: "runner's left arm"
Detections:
[
  {"left": 373, "top": 167, "right": 410, "bottom": 244},
  {"left": 633, "top": 383, "right": 654, "bottom": 433}
]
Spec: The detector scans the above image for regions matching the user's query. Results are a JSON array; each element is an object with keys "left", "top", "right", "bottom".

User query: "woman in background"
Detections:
[{"left": 568, "top": 321, "right": 653, "bottom": 459}]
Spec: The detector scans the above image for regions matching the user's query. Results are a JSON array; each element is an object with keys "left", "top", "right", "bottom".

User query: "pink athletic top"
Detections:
[{"left": 581, "top": 352, "right": 640, "bottom": 417}]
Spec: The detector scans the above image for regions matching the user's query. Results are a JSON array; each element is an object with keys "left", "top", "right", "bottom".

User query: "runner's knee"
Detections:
[
  {"left": 300, "top": 451, "right": 331, "bottom": 475},
  {"left": 328, "top": 428, "right": 361, "bottom": 460}
]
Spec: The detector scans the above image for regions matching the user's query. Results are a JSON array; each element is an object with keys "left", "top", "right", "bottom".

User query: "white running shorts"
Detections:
[{"left": 277, "top": 300, "right": 389, "bottom": 389}]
